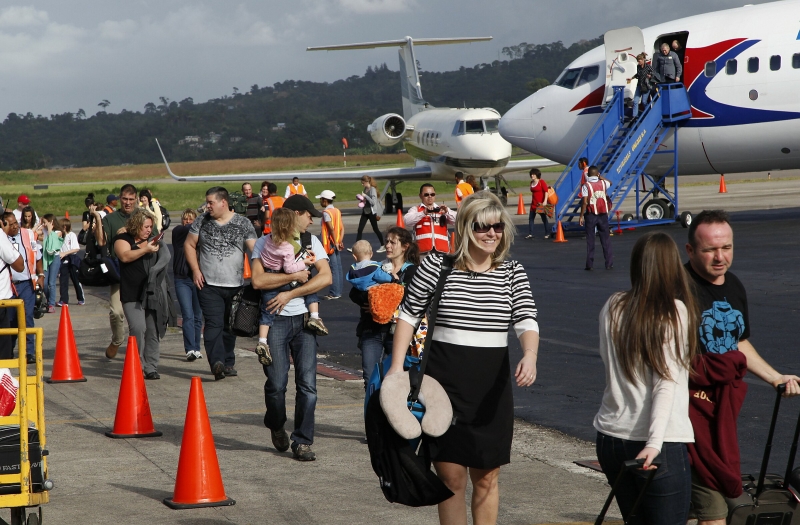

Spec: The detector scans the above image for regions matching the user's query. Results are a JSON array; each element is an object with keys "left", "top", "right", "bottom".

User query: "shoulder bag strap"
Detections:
[{"left": 408, "top": 254, "right": 454, "bottom": 403}]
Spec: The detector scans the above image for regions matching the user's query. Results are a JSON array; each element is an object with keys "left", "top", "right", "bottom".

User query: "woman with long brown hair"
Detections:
[{"left": 594, "top": 232, "right": 698, "bottom": 524}]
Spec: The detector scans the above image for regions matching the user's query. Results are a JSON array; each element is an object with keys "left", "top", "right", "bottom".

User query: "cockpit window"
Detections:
[
  {"left": 576, "top": 66, "right": 599, "bottom": 87},
  {"left": 555, "top": 68, "right": 582, "bottom": 89},
  {"left": 484, "top": 119, "right": 499, "bottom": 132},
  {"left": 465, "top": 120, "right": 484, "bottom": 133}
]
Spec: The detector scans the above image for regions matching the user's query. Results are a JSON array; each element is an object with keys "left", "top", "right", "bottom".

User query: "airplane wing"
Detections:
[
  {"left": 156, "top": 139, "right": 432, "bottom": 182},
  {"left": 498, "top": 157, "right": 561, "bottom": 175}
]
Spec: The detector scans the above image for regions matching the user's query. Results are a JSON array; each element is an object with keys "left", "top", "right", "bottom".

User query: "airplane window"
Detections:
[
  {"left": 748, "top": 57, "right": 759, "bottom": 73},
  {"left": 457, "top": 121, "right": 465, "bottom": 134},
  {"left": 484, "top": 119, "right": 499, "bottom": 132},
  {"left": 794, "top": 54, "right": 800, "bottom": 69},
  {"left": 726, "top": 59, "right": 737, "bottom": 75},
  {"left": 704, "top": 61, "right": 716, "bottom": 77},
  {"left": 465, "top": 120, "right": 485, "bottom": 133},
  {"left": 555, "top": 68, "right": 582, "bottom": 89},
  {"left": 576, "top": 66, "right": 599, "bottom": 87},
  {"left": 770, "top": 55, "right": 781, "bottom": 71}
]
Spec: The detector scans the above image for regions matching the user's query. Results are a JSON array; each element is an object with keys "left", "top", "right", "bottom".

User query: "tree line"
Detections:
[{"left": 0, "top": 37, "right": 601, "bottom": 170}]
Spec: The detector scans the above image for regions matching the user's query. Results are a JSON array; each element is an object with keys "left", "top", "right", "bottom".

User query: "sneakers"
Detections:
[
  {"left": 56, "top": 302, "right": 64, "bottom": 307},
  {"left": 47, "top": 305, "right": 55, "bottom": 314},
  {"left": 322, "top": 295, "right": 340, "bottom": 300},
  {"left": 255, "top": 342, "right": 273, "bottom": 366},
  {"left": 26, "top": 354, "right": 35, "bottom": 365},
  {"left": 105, "top": 343, "right": 120, "bottom": 359},
  {"left": 271, "top": 428, "right": 290, "bottom": 452},
  {"left": 186, "top": 350, "right": 202, "bottom": 362},
  {"left": 525, "top": 234, "right": 534, "bottom": 239},
  {"left": 223, "top": 366, "right": 238, "bottom": 377},
  {"left": 212, "top": 361, "right": 226, "bottom": 380},
  {"left": 292, "top": 443, "right": 316, "bottom": 462},
  {"left": 78, "top": 301, "right": 85, "bottom": 306},
  {"left": 144, "top": 371, "right": 160, "bottom": 380},
  {"left": 305, "top": 316, "right": 329, "bottom": 336},
  {"left": 544, "top": 235, "right": 551, "bottom": 239},
  {"left": 376, "top": 246, "right": 386, "bottom": 253}
]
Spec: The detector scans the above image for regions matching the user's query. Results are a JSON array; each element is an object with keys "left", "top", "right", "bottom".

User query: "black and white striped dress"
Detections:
[{"left": 399, "top": 253, "right": 539, "bottom": 469}]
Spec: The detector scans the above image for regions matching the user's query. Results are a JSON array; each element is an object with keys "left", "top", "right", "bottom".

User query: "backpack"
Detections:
[
  {"left": 78, "top": 215, "right": 121, "bottom": 287},
  {"left": 159, "top": 205, "right": 170, "bottom": 230},
  {"left": 227, "top": 192, "right": 248, "bottom": 215}
]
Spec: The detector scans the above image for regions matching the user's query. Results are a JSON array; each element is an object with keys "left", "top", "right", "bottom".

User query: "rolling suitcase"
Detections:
[
  {"left": 726, "top": 383, "right": 800, "bottom": 524},
  {"left": 595, "top": 457, "right": 662, "bottom": 525}
]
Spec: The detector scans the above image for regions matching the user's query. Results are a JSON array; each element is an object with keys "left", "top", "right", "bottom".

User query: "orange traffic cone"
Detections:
[
  {"left": 163, "top": 377, "right": 235, "bottom": 509},
  {"left": 553, "top": 221, "right": 568, "bottom": 243},
  {"left": 46, "top": 305, "right": 86, "bottom": 383},
  {"left": 105, "top": 336, "right": 162, "bottom": 439},
  {"left": 516, "top": 194, "right": 526, "bottom": 215},
  {"left": 449, "top": 232, "right": 456, "bottom": 254},
  {"left": 396, "top": 209, "right": 405, "bottom": 228},
  {"left": 242, "top": 253, "right": 251, "bottom": 280},
  {"left": 65, "top": 210, "right": 70, "bottom": 219},
  {"left": 719, "top": 174, "right": 727, "bottom": 193}
]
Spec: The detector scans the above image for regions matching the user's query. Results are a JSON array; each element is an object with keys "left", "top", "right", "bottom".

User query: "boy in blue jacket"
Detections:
[{"left": 346, "top": 240, "right": 394, "bottom": 291}]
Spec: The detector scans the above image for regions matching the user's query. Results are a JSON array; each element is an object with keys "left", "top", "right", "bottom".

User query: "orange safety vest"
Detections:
[
  {"left": 454, "top": 181, "right": 474, "bottom": 206},
  {"left": 262, "top": 196, "right": 285, "bottom": 234},
  {"left": 103, "top": 205, "right": 114, "bottom": 215},
  {"left": 321, "top": 206, "right": 344, "bottom": 255},
  {"left": 412, "top": 205, "right": 450, "bottom": 253},
  {"left": 288, "top": 183, "right": 305, "bottom": 196}
]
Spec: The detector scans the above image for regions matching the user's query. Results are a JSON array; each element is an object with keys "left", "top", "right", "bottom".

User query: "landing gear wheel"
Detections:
[
  {"left": 680, "top": 211, "right": 693, "bottom": 228},
  {"left": 27, "top": 511, "right": 39, "bottom": 525},
  {"left": 621, "top": 213, "right": 634, "bottom": 221},
  {"left": 656, "top": 198, "right": 675, "bottom": 219},
  {"left": 500, "top": 193, "right": 508, "bottom": 206},
  {"left": 642, "top": 199, "right": 669, "bottom": 220},
  {"left": 383, "top": 193, "right": 403, "bottom": 215},
  {"left": 395, "top": 193, "right": 403, "bottom": 214}
]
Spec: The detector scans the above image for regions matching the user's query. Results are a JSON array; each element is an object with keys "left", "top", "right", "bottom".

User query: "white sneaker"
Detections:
[
  {"left": 376, "top": 246, "right": 386, "bottom": 253},
  {"left": 186, "top": 350, "right": 203, "bottom": 361}
]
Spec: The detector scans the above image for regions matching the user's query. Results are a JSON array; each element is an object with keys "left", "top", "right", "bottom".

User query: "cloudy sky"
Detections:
[{"left": 0, "top": 0, "right": 773, "bottom": 118}]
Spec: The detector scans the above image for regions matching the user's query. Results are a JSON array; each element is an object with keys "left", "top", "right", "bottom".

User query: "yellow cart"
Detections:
[{"left": 0, "top": 300, "right": 52, "bottom": 525}]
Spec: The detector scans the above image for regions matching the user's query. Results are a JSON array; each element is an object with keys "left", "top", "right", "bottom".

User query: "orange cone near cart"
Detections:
[
  {"left": 46, "top": 305, "right": 86, "bottom": 383},
  {"left": 242, "top": 253, "right": 251, "bottom": 280},
  {"left": 553, "top": 221, "right": 568, "bottom": 243},
  {"left": 105, "top": 336, "right": 162, "bottom": 439},
  {"left": 449, "top": 232, "right": 456, "bottom": 254},
  {"left": 396, "top": 209, "right": 405, "bottom": 228},
  {"left": 719, "top": 174, "right": 728, "bottom": 193},
  {"left": 164, "top": 377, "right": 235, "bottom": 509},
  {"left": 516, "top": 194, "right": 526, "bottom": 215}
]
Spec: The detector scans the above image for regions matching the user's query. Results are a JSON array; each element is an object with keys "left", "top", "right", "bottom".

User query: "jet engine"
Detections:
[{"left": 367, "top": 113, "right": 406, "bottom": 147}]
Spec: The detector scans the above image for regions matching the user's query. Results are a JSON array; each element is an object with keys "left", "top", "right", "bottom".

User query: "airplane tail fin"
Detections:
[{"left": 308, "top": 36, "right": 491, "bottom": 120}]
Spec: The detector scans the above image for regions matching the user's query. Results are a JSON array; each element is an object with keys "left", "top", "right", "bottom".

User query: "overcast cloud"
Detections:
[{"left": 0, "top": 0, "right": 774, "bottom": 118}]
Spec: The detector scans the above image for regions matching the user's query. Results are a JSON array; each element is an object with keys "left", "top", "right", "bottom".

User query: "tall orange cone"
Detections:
[
  {"left": 553, "top": 221, "right": 568, "bottom": 243},
  {"left": 105, "top": 336, "right": 162, "bottom": 438},
  {"left": 46, "top": 305, "right": 86, "bottom": 383},
  {"left": 449, "top": 232, "right": 456, "bottom": 254},
  {"left": 242, "top": 253, "right": 251, "bottom": 279},
  {"left": 719, "top": 174, "right": 728, "bottom": 193},
  {"left": 64, "top": 210, "right": 70, "bottom": 219},
  {"left": 164, "top": 377, "right": 235, "bottom": 509},
  {"left": 516, "top": 194, "right": 526, "bottom": 215},
  {"left": 396, "top": 209, "right": 405, "bottom": 228}
]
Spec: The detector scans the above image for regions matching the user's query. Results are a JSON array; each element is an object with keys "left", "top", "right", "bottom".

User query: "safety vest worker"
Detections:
[
  {"left": 454, "top": 175, "right": 474, "bottom": 207},
  {"left": 284, "top": 180, "right": 307, "bottom": 199},
  {"left": 262, "top": 195, "right": 285, "bottom": 235},
  {"left": 405, "top": 204, "right": 455, "bottom": 254},
  {"left": 320, "top": 205, "right": 343, "bottom": 255}
]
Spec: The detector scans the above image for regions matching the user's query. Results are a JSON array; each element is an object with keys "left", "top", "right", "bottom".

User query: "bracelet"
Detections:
[
  {"left": 523, "top": 348, "right": 538, "bottom": 356},
  {"left": 37, "top": 274, "right": 44, "bottom": 277}
]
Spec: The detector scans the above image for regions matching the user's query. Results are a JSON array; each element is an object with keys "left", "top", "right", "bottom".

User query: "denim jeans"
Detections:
[
  {"left": 259, "top": 283, "right": 317, "bottom": 326},
  {"left": 197, "top": 284, "right": 240, "bottom": 370},
  {"left": 528, "top": 207, "right": 550, "bottom": 237},
  {"left": 174, "top": 276, "right": 202, "bottom": 353},
  {"left": 45, "top": 256, "right": 60, "bottom": 307},
  {"left": 328, "top": 249, "right": 342, "bottom": 297},
  {"left": 359, "top": 328, "right": 393, "bottom": 384},
  {"left": 596, "top": 432, "right": 691, "bottom": 525},
  {"left": 264, "top": 314, "right": 317, "bottom": 446},
  {"left": 632, "top": 84, "right": 652, "bottom": 118},
  {"left": 10, "top": 280, "right": 36, "bottom": 358}
]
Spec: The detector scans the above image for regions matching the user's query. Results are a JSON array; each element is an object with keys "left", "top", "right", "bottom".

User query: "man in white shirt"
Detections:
[
  {"left": 251, "top": 195, "right": 332, "bottom": 463},
  {"left": 0, "top": 227, "right": 24, "bottom": 360},
  {"left": 1, "top": 212, "right": 43, "bottom": 363},
  {"left": 404, "top": 183, "right": 456, "bottom": 256},
  {"left": 284, "top": 177, "right": 307, "bottom": 199}
]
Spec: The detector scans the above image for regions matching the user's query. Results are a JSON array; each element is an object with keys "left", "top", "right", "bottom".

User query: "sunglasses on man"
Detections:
[{"left": 472, "top": 222, "right": 506, "bottom": 233}]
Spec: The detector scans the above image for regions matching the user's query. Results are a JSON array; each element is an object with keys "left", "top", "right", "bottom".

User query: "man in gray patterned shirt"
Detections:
[{"left": 185, "top": 186, "right": 257, "bottom": 380}]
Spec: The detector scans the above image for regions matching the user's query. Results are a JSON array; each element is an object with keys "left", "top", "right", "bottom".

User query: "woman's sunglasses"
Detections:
[{"left": 472, "top": 222, "right": 505, "bottom": 233}]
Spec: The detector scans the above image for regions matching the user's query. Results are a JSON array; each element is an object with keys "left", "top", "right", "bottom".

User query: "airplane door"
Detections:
[{"left": 603, "top": 27, "right": 645, "bottom": 105}]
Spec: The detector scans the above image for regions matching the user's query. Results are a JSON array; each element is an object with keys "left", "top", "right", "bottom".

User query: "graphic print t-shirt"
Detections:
[
  {"left": 190, "top": 213, "right": 256, "bottom": 287},
  {"left": 685, "top": 263, "right": 750, "bottom": 355}
]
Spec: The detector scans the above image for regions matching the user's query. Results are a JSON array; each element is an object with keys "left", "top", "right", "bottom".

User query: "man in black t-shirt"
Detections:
[{"left": 685, "top": 210, "right": 800, "bottom": 525}]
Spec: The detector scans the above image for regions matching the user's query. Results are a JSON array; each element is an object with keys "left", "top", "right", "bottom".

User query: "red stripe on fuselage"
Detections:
[
  {"left": 683, "top": 38, "right": 747, "bottom": 90},
  {"left": 570, "top": 85, "right": 605, "bottom": 112}
]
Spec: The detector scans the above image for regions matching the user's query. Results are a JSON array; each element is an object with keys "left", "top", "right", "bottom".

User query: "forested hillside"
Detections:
[{"left": 0, "top": 37, "right": 601, "bottom": 170}]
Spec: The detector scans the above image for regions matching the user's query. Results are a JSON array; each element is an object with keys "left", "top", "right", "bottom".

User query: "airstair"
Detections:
[{"left": 551, "top": 83, "right": 692, "bottom": 232}]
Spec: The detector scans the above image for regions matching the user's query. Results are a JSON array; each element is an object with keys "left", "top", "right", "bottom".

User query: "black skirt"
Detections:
[{"left": 424, "top": 340, "right": 513, "bottom": 469}]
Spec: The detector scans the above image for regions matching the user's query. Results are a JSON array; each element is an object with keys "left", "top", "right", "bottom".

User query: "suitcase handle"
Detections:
[
  {"left": 785, "top": 385, "right": 800, "bottom": 489},
  {"left": 595, "top": 457, "right": 663, "bottom": 525},
  {"left": 756, "top": 383, "right": 787, "bottom": 498}
]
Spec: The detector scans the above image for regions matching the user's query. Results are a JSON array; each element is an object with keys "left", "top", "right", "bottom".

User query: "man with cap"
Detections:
[
  {"left": 317, "top": 190, "right": 343, "bottom": 300},
  {"left": 250, "top": 194, "right": 332, "bottom": 462},
  {"left": 12, "top": 195, "right": 38, "bottom": 227},
  {"left": 103, "top": 194, "right": 118, "bottom": 215}
]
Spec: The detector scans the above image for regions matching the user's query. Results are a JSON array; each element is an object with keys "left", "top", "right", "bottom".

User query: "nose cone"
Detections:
[{"left": 500, "top": 98, "right": 537, "bottom": 153}]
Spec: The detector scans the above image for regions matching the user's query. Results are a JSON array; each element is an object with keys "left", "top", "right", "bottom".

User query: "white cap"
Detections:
[{"left": 315, "top": 190, "right": 336, "bottom": 200}]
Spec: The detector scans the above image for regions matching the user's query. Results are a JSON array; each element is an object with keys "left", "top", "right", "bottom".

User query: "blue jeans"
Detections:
[
  {"left": 528, "top": 207, "right": 549, "bottom": 237},
  {"left": 259, "top": 283, "right": 318, "bottom": 326},
  {"left": 328, "top": 249, "right": 342, "bottom": 297},
  {"left": 10, "top": 280, "right": 36, "bottom": 358},
  {"left": 197, "top": 284, "right": 239, "bottom": 370},
  {"left": 45, "top": 257, "right": 60, "bottom": 307},
  {"left": 359, "top": 329, "right": 394, "bottom": 384},
  {"left": 264, "top": 314, "right": 317, "bottom": 446},
  {"left": 632, "top": 84, "right": 652, "bottom": 118},
  {"left": 174, "top": 276, "right": 202, "bottom": 353},
  {"left": 596, "top": 432, "right": 691, "bottom": 525}
]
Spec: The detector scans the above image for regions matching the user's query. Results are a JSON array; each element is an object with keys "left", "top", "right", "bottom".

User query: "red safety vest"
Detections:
[
  {"left": 321, "top": 207, "right": 343, "bottom": 255},
  {"left": 412, "top": 205, "right": 450, "bottom": 253},
  {"left": 262, "top": 196, "right": 285, "bottom": 235},
  {"left": 583, "top": 179, "right": 610, "bottom": 215}
]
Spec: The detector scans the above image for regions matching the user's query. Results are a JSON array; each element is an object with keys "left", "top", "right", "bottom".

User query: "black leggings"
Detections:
[
  {"left": 59, "top": 262, "right": 85, "bottom": 303},
  {"left": 356, "top": 213, "right": 384, "bottom": 245}
]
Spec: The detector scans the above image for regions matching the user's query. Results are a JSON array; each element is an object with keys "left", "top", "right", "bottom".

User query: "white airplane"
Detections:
[
  {"left": 499, "top": 0, "right": 800, "bottom": 178},
  {"left": 157, "top": 36, "right": 556, "bottom": 211}
]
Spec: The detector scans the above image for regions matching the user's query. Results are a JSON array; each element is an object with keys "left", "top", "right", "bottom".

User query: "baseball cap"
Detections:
[
  {"left": 17, "top": 195, "right": 30, "bottom": 205},
  {"left": 315, "top": 190, "right": 336, "bottom": 201},
  {"left": 283, "top": 195, "right": 322, "bottom": 218},
  {"left": 106, "top": 194, "right": 118, "bottom": 204}
]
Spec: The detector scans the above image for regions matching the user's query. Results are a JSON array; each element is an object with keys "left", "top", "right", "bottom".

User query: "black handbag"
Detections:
[{"left": 229, "top": 284, "right": 260, "bottom": 337}]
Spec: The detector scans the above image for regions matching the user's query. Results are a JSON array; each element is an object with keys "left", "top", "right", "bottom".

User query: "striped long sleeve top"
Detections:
[{"left": 398, "top": 254, "right": 539, "bottom": 348}]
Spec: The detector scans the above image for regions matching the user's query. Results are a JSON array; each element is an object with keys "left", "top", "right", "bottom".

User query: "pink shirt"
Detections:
[{"left": 259, "top": 235, "right": 306, "bottom": 274}]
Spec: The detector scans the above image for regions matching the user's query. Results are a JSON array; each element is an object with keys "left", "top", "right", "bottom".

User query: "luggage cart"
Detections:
[{"left": 0, "top": 300, "right": 53, "bottom": 525}]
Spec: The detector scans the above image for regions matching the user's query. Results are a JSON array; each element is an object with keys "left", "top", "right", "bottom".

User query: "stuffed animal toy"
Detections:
[
  {"left": 356, "top": 193, "right": 366, "bottom": 208},
  {"left": 380, "top": 371, "right": 452, "bottom": 440},
  {"left": 368, "top": 283, "right": 405, "bottom": 324}
]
